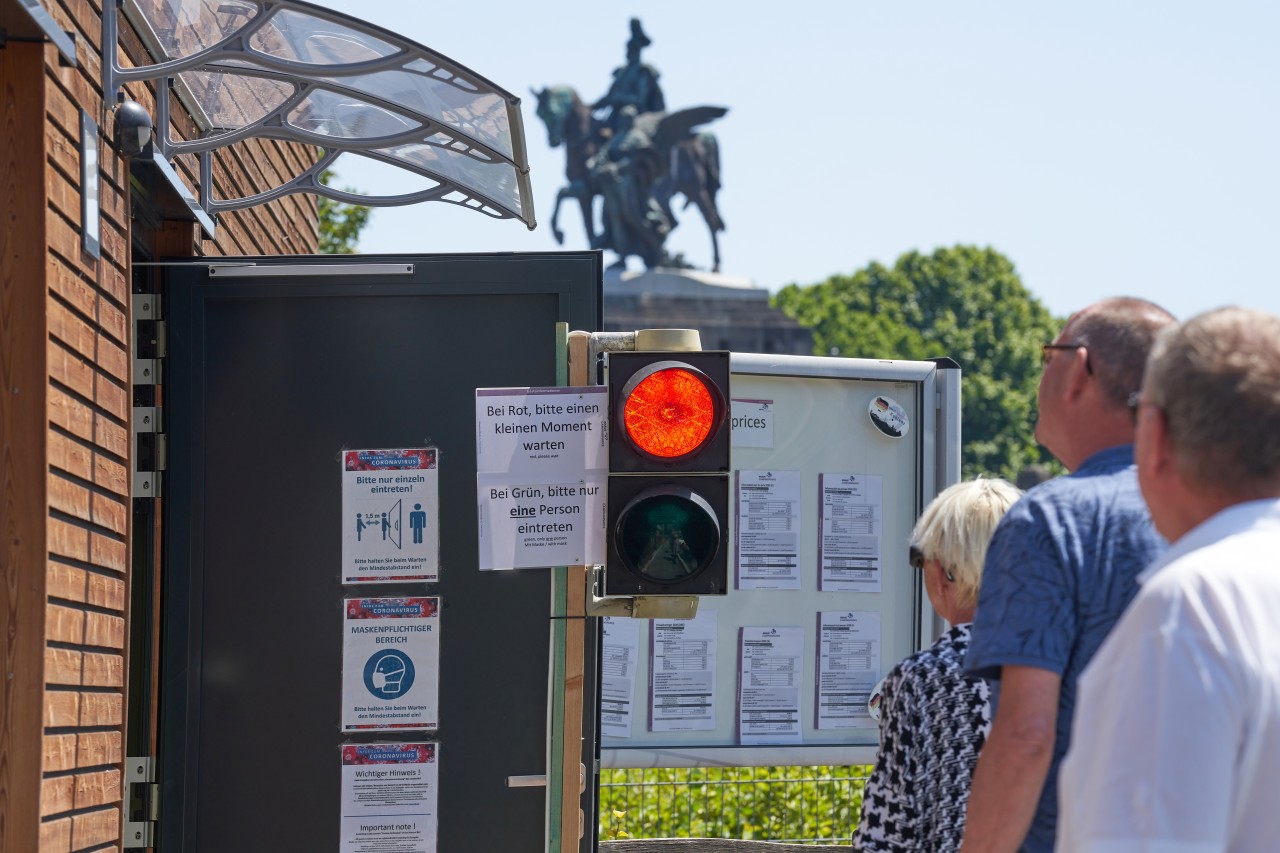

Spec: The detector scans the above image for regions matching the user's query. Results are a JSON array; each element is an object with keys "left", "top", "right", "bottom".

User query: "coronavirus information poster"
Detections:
[
  {"left": 342, "top": 598, "right": 440, "bottom": 732},
  {"left": 340, "top": 742, "right": 438, "bottom": 853},
  {"left": 342, "top": 448, "right": 440, "bottom": 584}
]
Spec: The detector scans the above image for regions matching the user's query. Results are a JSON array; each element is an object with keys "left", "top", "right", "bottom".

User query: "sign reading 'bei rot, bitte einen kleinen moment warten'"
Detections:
[{"left": 474, "top": 386, "right": 608, "bottom": 570}]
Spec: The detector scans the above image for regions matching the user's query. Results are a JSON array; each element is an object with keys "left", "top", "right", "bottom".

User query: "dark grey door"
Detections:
[{"left": 160, "top": 253, "right": 601, "bottom": 852}]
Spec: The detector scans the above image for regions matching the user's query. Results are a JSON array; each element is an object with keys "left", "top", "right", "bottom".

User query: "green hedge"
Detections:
[{"left": 598, "top": 766, "right": 870, "bottom": 844}]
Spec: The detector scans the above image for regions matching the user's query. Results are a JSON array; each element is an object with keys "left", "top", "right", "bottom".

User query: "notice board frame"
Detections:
[{"left": 600, "top": 353, "right": 961, "bottom": 769}]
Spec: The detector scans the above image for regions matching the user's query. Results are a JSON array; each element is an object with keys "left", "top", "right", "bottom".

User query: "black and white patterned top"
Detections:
[{"left": 852, "top": 623, "right": 991, "bottom": 853}]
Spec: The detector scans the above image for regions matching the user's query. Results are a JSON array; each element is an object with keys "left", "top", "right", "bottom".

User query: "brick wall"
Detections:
[{"left": 10, "top": 3, "right": 322, "bottom": 851}]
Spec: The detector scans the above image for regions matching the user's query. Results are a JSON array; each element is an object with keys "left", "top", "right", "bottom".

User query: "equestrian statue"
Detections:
[{"left": 533, "top": 19, "right": 727, "bottom": 272}]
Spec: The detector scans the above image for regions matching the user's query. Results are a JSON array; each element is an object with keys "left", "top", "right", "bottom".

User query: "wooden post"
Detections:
[{"left": 547, "top": 327, "right": 592, "bottom": 852}]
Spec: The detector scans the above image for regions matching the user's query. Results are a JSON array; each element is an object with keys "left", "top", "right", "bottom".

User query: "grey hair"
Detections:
[
  {"left": 1144, "top": 306, "right": 1280, "bottom": 493},
  {"left": 911, "top": 477, "right": 1023, "bottom": 609},
  {"left": 1071, "top": 297, "right": 1176, "bottom": 409}
]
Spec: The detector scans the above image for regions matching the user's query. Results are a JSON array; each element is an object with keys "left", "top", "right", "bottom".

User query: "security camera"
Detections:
[{"left": 113, "top": 99, "right": 153, "bottom": 159}]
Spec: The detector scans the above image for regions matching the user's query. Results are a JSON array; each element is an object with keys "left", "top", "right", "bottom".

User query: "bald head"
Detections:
[
  {"left": 1068, "top": 297, "right": 1177, "bottom": 410},
  {"left": 1144, "top": 306, "right": 1280, "bottom": 495}
]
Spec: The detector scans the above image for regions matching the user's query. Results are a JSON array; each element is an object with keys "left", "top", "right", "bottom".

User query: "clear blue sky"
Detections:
[{"left": 316, "top": 0, "right": 1279, "bottom": 322}]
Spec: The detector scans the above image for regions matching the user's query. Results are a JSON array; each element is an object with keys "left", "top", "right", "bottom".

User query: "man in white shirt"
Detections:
[{"left": 1059, "top": 306, "right": 1280, "bottom": 852}]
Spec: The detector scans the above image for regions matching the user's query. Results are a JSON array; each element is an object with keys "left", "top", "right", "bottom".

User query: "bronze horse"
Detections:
[{"left": 532, "top": 85, "right": 726, "bottom": 272}]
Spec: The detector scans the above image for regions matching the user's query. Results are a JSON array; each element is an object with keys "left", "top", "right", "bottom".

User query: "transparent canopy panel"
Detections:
[
  {"left": 133, "top": 0, "right": 262, "bottom": 58},
  {"left": 247, "top": 8, "right": 399, "bottom": 65},
  {"left": 318, "top": 70, "right": 512, "bottom": 160},
  {"left": 181, "top": 69, "right": 294, "bottom": 130},
  {"left": 325, "top": 151, "right": 444, "bottom": 198},
  {"left": 113, "top": 0, "right": 533, "bottom": 226},
  {"left": 287, "top": 89, "right": 419, "bottom": 140},
  {"left": 378, "top": 140, "right": 523, "bottom": 217}
]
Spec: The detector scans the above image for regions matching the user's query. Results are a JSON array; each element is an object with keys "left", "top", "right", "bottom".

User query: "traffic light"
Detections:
[{"left": 604, "top": 351, "right": 731, "bottom": 596}]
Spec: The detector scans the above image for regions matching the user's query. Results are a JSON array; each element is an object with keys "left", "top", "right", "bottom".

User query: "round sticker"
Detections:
[
  {"left": 869, "top": 395, "right": 909, "bottom": 438},
  {"left": 868, "top": 675, "right": 888, "bottom": 722}
]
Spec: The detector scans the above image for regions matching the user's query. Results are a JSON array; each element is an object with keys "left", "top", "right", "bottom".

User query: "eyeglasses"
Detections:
[
  {"left": 1127, "top": 392, "right": 1162, "bottom": 425},
  {"left": 1041, "top": 343, "right": 1093, "bottom": 375},
  {"left": 909, "top": 545, "right": 955, "bottom": 582}
]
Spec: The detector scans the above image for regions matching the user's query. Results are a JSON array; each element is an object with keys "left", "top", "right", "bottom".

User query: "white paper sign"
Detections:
[
  {"left": 601, "top": 617, "right": 641, "bottom": 739},
  {"left": 731, "top": 398, "right": 774, "bottom": 448},
  {"left": 818, "top": 473, "right": 884, "bottom": 592},
  {"left": 815, "top": 611, "right": 881, "bottom": 729},
  {"left": 340, "top": 742, "right": 438, "bottom": 853},
  {"left": 735, "top": 470, "right": 802, "bottom": 589},
  {"left": 650, "top": 610, "right": 718, "bottom": 732},
  {"left": 475, "top": 386, "right": 608, "bottom": 477},
  {"left": 475, "top": 387, "right": 608, "bottom": 570},
  {"left": 738, "top": 626, "right": 804, "bottom": 744},
  {"left": 342, "top": 598, "right": 440, "bottom": 731},
  {"left": 342, "top": 449, "right": 440, "bottom": 584},
  {"left": 476, "top": 481, "right": 605, "bottom": 570}
]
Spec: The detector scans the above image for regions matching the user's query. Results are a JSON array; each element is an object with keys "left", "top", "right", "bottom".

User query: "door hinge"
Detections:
[
  {"left": 124, "top": 756, "right": 158, "bottom": 849},
  {"left": 133, "top": 405, "right": 166, "bottom": 497},
  {"left": 133, "top": 295, "right": 167, "bottom": 356},
  {"left": 133, "top": 294, "right": 165, "bottom": 385},
  {"left": 133, "top": 292, "right": 166, "bottom": 499},
  {"left": 133, "top": 358, "right": 162, "bottom": 386}
]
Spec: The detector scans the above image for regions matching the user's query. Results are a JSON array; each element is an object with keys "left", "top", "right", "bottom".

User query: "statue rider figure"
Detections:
[
  {"left": 593, "top": 19, "right": 665, "bottom": 134},
  {"left": 589, "top": 106, "right": 671, "bottom": 269}
]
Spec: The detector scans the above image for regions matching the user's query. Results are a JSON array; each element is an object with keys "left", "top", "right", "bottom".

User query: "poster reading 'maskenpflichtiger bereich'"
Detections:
[{"left": 342, "top": 597, "right": 439, "bottom": 732}]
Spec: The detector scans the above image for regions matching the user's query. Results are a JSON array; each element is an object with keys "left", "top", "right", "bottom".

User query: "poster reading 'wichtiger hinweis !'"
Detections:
[
  {"left": 342, "top": 448, "right": 440, "bottom": 584},
  {"left": 340, "top": 742, "right": 438, "bottom": 853}
]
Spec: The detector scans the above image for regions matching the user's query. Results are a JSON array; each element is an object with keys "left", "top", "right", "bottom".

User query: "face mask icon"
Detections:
[
  {"left": 372, "top": 658, "right": 406, "bottom": 694},
  {"left": 364, "top": 649, "right": 415, "bottom": 700}
]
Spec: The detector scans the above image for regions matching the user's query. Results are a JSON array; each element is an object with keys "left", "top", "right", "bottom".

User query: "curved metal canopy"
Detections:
[{"left": 105, "top": 0, "right": 534, "bottom": 228}]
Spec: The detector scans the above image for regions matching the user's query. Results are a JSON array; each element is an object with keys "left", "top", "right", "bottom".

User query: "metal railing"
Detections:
[{"left": 597, "top": 766, "right": 871, "bottom": 845}]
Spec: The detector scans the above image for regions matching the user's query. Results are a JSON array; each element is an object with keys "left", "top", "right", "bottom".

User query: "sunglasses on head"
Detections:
[{"left": 909, "top": 544, "right": 955, "bottom": 582}]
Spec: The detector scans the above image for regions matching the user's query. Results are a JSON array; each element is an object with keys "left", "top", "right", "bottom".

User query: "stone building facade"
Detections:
[{"left": 603, "top": 269, "right": 815, "bottom": 355}]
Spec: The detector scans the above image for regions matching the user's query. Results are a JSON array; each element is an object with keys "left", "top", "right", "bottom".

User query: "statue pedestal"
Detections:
[{"left": 602, "top": 267, "right": 814, "bottom": 355}]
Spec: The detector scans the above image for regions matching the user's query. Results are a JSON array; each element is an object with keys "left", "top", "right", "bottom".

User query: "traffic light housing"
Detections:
[{"left": 604, "top": 351, "right": 731, "bottom": 596}]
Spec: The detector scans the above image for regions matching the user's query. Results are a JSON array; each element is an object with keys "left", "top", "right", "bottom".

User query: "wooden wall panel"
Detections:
[
  {"left": 39, "top": 2, "right": 134, "bottom": 847},
  {"left": 1, "top": 40, "right": 50, "bottom": 853},
  {"left": 7, "top": 1, "right": 324, "bottom": 848}
]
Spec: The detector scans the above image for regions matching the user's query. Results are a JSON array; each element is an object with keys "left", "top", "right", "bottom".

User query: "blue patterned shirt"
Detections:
[{"left": 965, "top": 444, "right": 1165, "bottom": 853}]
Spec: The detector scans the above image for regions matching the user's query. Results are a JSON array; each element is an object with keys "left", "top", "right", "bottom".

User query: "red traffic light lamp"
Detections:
[{"left": 605, "top": 351, "right": 730, "bottom": 596}]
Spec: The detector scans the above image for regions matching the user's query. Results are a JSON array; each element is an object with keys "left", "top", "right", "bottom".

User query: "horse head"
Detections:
[{"left": 531, "top": 85, "right": 578, "bottom": 149}]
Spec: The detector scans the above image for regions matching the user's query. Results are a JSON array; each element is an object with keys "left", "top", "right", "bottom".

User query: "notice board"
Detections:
[{"left": 600, "top": 353, "right": 960, "bottom": 768}]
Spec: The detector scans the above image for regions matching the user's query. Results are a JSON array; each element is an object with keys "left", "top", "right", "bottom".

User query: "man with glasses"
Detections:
[
  {"left": 1059, "top": 307, "right": 1280, "bottom": 851},
  {"left": 958, "top": 297, "right": 1174, "bottom": 853}
]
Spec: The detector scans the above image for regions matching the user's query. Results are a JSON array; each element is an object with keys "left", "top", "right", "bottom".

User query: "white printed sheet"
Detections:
[
  {"left": 649, "top": 610, "right": 718, "bottom": 732},
  {"left": 815, "top": 611, "right": 881, "bottom": 729},
  {"left": 601, "top": 616, "right": 641, "bottom": 739},
  {"left": 735, "top": 470, "right": 802, "bottom": 590},
  {"left": 737, "top": 626, "right": 804, "bottom": 744},
  {"left": 818, "top": 473, "right": 884, "bottom": 592}
]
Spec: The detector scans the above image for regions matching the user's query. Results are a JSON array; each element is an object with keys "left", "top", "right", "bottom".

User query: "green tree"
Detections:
[
  {"left": 773, "top": 245, "right": 1061, "bottom": 480},
  {"left": 317, "top": 169, "right": 372, "bottom": 254}
]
